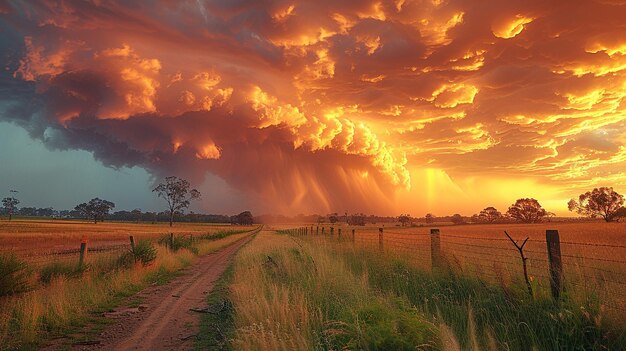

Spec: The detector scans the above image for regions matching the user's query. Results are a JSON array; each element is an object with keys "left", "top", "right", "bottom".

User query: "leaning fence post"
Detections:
[
  {"left": 378, "top": 228, "right": 384, "bottom": 252},
  {"left": 430, "top": 228, "right": 441, "bottom": 270},
  {"left": 79, "top": 237, "right": 88, "bottom": 268},
  {"left": 129, "top": 235, "right": 135, "bottom": 251},
  {"left": 546, "top": 230, "right": 563, "bottom": 300}
]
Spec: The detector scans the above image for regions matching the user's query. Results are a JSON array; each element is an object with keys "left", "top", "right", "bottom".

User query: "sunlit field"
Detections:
[{"left": 0, "top": 220, "right": 259, "bottom": 350}]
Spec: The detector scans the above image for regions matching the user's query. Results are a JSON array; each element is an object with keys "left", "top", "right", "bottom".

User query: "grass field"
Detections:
[
  {"left": 0, "top": 220, "right": 259, "bottom": 350},
  {"left": 224, "top": 226, "right": 626, "bottom": 350}
]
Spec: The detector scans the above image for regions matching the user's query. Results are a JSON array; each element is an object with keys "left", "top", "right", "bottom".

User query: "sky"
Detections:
[{"left": 0, "top": 0, "right": 625, "bottom": 216}]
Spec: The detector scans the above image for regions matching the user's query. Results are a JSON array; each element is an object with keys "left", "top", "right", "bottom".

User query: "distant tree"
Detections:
[
  {"left": 507, "top": 198, "right": 548, "bottom": 223},
  {"left": 328, "top": 213, "right": 339, "bottom": 224},
  {"left": 615, "top": 207, "right": 626, "bottom": 221},
  {"left": 348, "top": 213, "right": 366, "bottom": 226},
  {"left": 450, "top": 213, "right": 465, "bottom": 225},
  {"left": 74, "top": 198, "right": 115, "bottom": 224},
  {"left": 568, "top": 187, "right": 624, "bottom": 222},
  {"left": 131, "top": 208, "right": 142, "bottom": 223},
  {"left": 232, "top": 211, "right": 254, "bottom": 225},
  {"left": 153, "top": 176, "right": 201, "bottom": 227},
  {"left": 2, "top": 197, "right": 19, "bottom": 220},
  {"left": 478, "top": 206, "right": 502, "bottom": 223},
  {"left": 425, "top": 213, "right": 434, "bottom": 223},
  {"left": 398, "top": 214, "right": 411, "bottom": 226}
]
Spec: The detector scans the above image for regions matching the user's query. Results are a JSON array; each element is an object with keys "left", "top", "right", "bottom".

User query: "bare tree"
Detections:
[
  {"left": 507, "top": 198, "right": 548, "bottom": 223},
  {"left": 2, "top": 197, "right": 20, "bottom": 221},
  {"left": 568, "top": 187, "right": 624, "bottom": 222},
  {"left": 153, "top": 176, "right": 201, "bottom": 227},
  {"left": 75, "top": 198, "right": 115, "bottom": 224}
]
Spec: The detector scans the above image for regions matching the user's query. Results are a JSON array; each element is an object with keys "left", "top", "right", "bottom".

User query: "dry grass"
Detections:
[
  {"left": 0, "top": 222, "right": 256, "bottom": 350},
  {"left": 228, "top": 232, "right": 437, "bottom": 350},
  {"left": 0, "top": 219, "right": 247, "bottom": 258}
]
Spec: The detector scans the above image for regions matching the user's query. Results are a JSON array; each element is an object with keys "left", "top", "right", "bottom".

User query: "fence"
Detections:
[{"left": 278, "top": 225, "right": 626, "bottom": 310}]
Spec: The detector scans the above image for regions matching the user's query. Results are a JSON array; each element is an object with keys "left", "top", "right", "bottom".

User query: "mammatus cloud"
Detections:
[{"left": 1, "top": 0, "right": 625, "bottom": 214}]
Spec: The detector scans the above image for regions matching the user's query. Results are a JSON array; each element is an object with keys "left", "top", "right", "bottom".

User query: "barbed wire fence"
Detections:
[{"left": 279, "top": 225, "right": 626, "bottom": 312}]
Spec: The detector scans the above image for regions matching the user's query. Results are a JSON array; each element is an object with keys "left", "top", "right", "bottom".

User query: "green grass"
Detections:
[
  {"left": 195, "top": 264, "right": 236, "bottom": 350},
  {"left": 337, "top": 246, "right": 626, "bottom": 350}
]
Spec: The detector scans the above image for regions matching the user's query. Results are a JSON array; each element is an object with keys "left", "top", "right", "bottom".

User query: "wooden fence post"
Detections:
[
  {"left": 322, "top": 227, "right": 325, "bottom": 235},
  {"left": 352, "top": 229, "right": 355, "bottom": 242},
  {"left": 79, "top": 237, "right": 88, "bottom": 268},
  {"left": 129, "top": 235, "right": 135, "bottom": 251},
  {"left": 378, "top": 227, "right": 384, "bottom": 252},
  {"left": 338, "top": 228, "right": 342, "bottom": 238},
  {"left": 330, "top": 227, "right": 334, "bottom": 236},
  {"left": 316, "top": 226, "right": 319, "bottom": 235},
  {"left": 546, "top": 230, "right": 563, "bottom": 300},
  {"left": 430, "top": 228, "right": 441, "bottom": 270}
]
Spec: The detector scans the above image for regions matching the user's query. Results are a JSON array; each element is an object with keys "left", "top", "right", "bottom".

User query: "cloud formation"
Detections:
[{"left": 1, "top": 0, "right": 625, "bottom": 214}]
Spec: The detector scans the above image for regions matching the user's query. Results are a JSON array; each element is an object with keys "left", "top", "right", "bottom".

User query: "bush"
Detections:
[
  {"left": 0, "top": 253, "right": 31, "bottom": 296},
  {"left": 39, "top": 262, "right": 85, "bottom": 284},
  {"left": 129, "top": 239, "right": 157, "bottom": 266},
  {"left": 158, "top": 234, "right": 199, "bottom": 254}
]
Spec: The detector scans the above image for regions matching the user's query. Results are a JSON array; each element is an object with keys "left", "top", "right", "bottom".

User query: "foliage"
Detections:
[
  {"left": 129, "top": 239, "right": 158, "bottom": 266},
  {"left": 2, "top": 196, "right": 20, "bottom": 220},
  {"left": 425, "top": 213, "right": 434, "bottom": 223},
  {"left": 348, "top": 213, "right": 366, "bottom": 226},
  {"left": 450, "top": 213, "right": 465, "bottom": 225},
  {"left": 328, "top": 212, "right": 339, "bottom": 223},
  {"left": 398, "top": 213, "right": 411, "bottom": 226},
  {"left": 39, "top": 262, "right": 85, "bottom": 284},
  {"left": 0, "top": 253, "right": 30, "bottom": 296},
  {"left": 478, "top": 206, "right": 502, "bottom": 222},
  {"left": 231, "top": 211, "right": 254, "bottom": 225},
  {"left": 507, "top": 198, "right": 548, "bottom": 223},
  {"left": 153, "top": 176, "right": 201, "bottom": 227},
  {"left": 568, "top": 187, "right": 624, "bottom": 222},
  {"left": 74, "top": 198, "right": 115, "bottom": 223}
]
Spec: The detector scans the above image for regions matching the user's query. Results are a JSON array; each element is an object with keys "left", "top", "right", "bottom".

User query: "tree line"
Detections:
[{"left": 1, "top": 176, "right": 255, "bottom": 226}]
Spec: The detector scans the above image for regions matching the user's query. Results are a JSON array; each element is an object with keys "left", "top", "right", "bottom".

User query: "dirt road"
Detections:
[{"left": 74, "top": 233, "right": 255, "bottom": 351}]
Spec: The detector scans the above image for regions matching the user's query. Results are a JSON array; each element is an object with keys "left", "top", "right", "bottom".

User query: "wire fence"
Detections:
[{"left": 280, "top": 225, "right": 626, "bottom": 312}]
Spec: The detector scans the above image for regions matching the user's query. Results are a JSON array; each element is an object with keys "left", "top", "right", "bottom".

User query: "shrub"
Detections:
[
  {"left": 39, "top": 262, "right": 85, "bottom": 284},
  {"left": 130, "top": 239, "right": 157, "bottom": 266},
  {"left": 0, "top": 253, "right": 30, "bottom": 296}
]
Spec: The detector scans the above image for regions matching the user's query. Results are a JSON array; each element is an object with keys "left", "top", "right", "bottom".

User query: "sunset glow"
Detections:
[{"left": 1, "top": 0, "right": 625, "bottom": 216}]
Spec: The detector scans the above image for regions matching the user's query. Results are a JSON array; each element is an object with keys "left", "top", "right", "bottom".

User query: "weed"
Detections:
[{"left": 0, "top": 253, "right": 31, "bottom": 296}]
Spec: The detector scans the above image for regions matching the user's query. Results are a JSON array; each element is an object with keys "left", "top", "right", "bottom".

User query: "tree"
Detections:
[
  {"left": 478, "top": 206, "right": 502, "bottom": 223},
  {"left": 615, "top": 207, "right": 626, "bottom": 221},
  {"left": 232, "top": 211, "right": 254, "bottom": 225},
  {"left": 425, "top": 213, "right": 434, "bottom": 223},
  {"left": 74, "top": 198, "right": 115, "bottom": 224},
  {"left": 568, "top": 187, "right": 624, "bottom": 222},
  {"left": 328, "top": 213, "right": 339, "bottom": 224},
  {"left": 348, "top": 213, "right": 366, "bottom": 226},
  {"left": 131, "top": 208, "right": 142, "bottom": 223},
  {"left": 507, "top": 198, "right": 548, "bottom": 223},
  {"left": 398, "top": 214, "right": 411, "bottom": 226},
  {"left": 451, "top": 214, "right": 465, "bottom": 225},
  {"left": 153, "top": 176, "right": 201, "bottom": 227},
  {"left": 2, "top": 197, "right": 19, "bottom": 220}
]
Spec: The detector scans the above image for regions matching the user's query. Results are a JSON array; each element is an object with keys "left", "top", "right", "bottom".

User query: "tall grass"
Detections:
[
  {"left": 326, "top": 241, "right": 626, "bottom": 350},
  {"left": 0, "top": 229, "right": 255, "bottom": 350},
  {"left": 228, "top": 233, "right": 438, "bottom": 350}
]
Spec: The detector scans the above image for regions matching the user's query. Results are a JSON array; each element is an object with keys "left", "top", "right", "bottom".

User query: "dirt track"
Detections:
[{"left": 73, "top": 233, "right": 255, "bottom": 351}]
